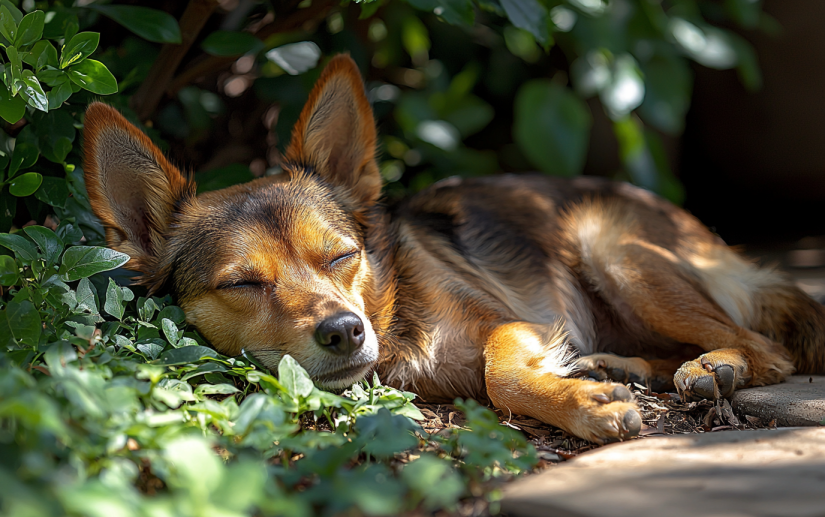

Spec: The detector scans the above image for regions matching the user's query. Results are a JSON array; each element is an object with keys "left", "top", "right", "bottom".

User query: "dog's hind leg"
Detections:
[
  {"left": 592, "top": 244, "right": 795, "bottom": 401},
  {"left": 575, "top": 354, "right": 683, "bottom": 392},
  {"left": 484, "top": 321, "right": 642, "bottom": 444}
]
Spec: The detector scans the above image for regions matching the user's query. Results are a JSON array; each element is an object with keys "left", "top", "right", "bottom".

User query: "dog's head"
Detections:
[{"left": 83, "top": 55, "right": 390, "bottom": 389}]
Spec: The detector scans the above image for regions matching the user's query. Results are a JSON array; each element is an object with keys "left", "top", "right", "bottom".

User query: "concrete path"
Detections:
[
  {"left": 502, "top": 427, "right": 825, "bottom": 517},
  {"left": 732, "top": 375, "right": 825, "bottom": 427}
]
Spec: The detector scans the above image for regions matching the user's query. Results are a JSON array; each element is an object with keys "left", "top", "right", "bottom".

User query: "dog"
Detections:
[{"left": 83, "top": 55, "right": 825, "bottom": 444}]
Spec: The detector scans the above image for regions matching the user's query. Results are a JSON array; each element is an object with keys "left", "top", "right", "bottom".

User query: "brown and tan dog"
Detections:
[{"left": 83, "top": 55, "right": 825, "bottom": 443}]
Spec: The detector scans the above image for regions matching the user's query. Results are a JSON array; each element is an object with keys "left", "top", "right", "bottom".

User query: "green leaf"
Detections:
[
  {"left": 9, "top": 172, "right": 42, "bottom": 197},
  {"left": 89, "top": 5, "right": 181, "bottom": 44},
  {"left": 47, "top": 79, "right": 73, "bottom": 109},
  {"left": 638, "top": 53, "right": 692, "bottom": 135},
  {"left": 278, "top": 355, "right": 314, "bottom": 398},
  {"left": 201, "top": 30, "right": 262, "bottom": 56},
  {"left": 43, "top": 275, "right": 76, "bottom": 310},
  {"left": 34, "top": 176, "right": 69, "bottom": 208},
  {"left": 401, "top": 16, "right": 430, "bottom": 60},
  {"left": 358, "top": 408, "right": 419, "bottom": 458},
  {"left": 36, "top": 68, "right": 67, "bottom": 87},
  {"left": 9, "top": 142, "right": 40, "bottom": 178},
  {"left": 69, "top": 59, "right": 117, "bottom": 95},
  {"left": 0, "top": 5, "right": 18, "bottom": 43},
  {"left": 59, "top": 32, "right": 99, "bottom": 69},
  {"left": 22, "top": 225, "right": 62, "bottom": 265},
  {"left": 402, "top": 455, "right": 464, "bottom": 510},
  {"left": 0, "top": 1, "right": 22, "bottom": 24},
  {"left": 29, "top": 40, "right": 58, "bottom": 71},
  {"left": 599, "top": 54, "right": 644, "bottom": 120},
  {"left": 264, "top": 42, "right": 322, "bottom": 76},
  {"left": 514, "top": 80, "right": 591, "bottom": 176},
  {"left": 405, "top": 0, "right": 474, "bottom": 26},
  {"left": 157, "top": 346, "right": 219, "bottom": 365},
  {"left": 18, "top": 72, "right": 48, "bottom": 112},
  {"left": 195, "top": 383, "right": 240, "bottom": 397},
  {"left": 58, "top": 246, "right": 130, "bottom": 281},
  {"left": 34, "top": 109, "right": 76, "bottom": 163},
  {"left": 0, "top": 233, "right": 37, "bottom": 261},
  {"left": 14, "top": 10, "right": 44, "bottom": 48},
  {"left": 0, "top": 81, "right": 25, "bottom": 123},
  {"left": 75, "top": 277, "right": 100, "bottom": 316},
  {"left": 500, "top": 0, "right": 550, "bottom": 46},
  {"left": 156, "top": 305, "right": 186, "bottom": 325},
  {"left": 2, "top": 299, "right": 40, "bottom": 346},
  {"left": 5, "top": 44, "right": 21, "bottom": 70},
  {"left": 104, "top": 277, "right": 134, "bottom": 320},
  {"left": 67, "top": 59, "right": 117, "bottom": 95},
  {"left": 359, "top": 0, "right": 384, "bottom": 19},
  {"left": 137, "top": 339, "right": 165, "bottom": 360},
  {"left": 161, "top": 318, "right": 184, "bottom": 346},
  {"left": 0, "top": 254, "right": 17, "bottom": 285}
]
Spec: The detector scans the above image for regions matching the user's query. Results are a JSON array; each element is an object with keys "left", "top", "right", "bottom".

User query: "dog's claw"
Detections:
[
  {"left": 674, "top": 350, "right": 750, "bottom": 401},
  {"left": 714, "top": 364, "right": 736, "bottom": 397},
  {"left": 612, "top": 385, "right": 632, "bottom": 402},
  {"left": 691, "top": 374, "right": 717, "bottom": 399},
  {"left": 622, "top": 408, "right": 642, "bottom": 436},
  {"left": 592, "top": 393, "right": 611, "bottom": 404}
]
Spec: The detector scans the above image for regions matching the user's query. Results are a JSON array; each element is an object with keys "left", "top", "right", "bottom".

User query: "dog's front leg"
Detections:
[{"left": 484, "top": 321, "right": 641, "bottom": 444}]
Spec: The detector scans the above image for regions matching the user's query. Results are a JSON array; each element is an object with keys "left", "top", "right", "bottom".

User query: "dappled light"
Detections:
[{"left": 1, "top": 0, "right": 823, "bottom": 516}]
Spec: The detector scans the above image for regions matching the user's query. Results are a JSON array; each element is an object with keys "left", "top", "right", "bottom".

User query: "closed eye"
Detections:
[
  {"left": 329, "top": 250, "right": 359, "bottom": 268},
  {"left": 217, "top": 280, "right": 264, "bottom": 290}
]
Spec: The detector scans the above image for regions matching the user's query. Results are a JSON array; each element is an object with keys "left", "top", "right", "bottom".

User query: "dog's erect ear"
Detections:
[
  {"left": 83, "top": 102, "right": 195, "bottom": 282},
  {"left": 285, "top": 55, "right": 381, "bottom": 208}
]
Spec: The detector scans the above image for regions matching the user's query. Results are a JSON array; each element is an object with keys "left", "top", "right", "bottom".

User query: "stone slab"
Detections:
[
  {"left": 731, "top": 375, "right": 825, "bottom": 427},
  {"left": 502, "top": 427, "right": 825, "bottom": 517}
]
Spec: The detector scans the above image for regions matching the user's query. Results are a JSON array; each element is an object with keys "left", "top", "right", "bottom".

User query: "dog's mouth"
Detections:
[{"left": 314, "top": 361, "right": 375, "bottom": 390}]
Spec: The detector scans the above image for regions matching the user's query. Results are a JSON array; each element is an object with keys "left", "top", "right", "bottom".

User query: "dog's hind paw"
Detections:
[
  {"left": 576, "top": 354, "right": 651, "bottom": 385},
  {"left": 674, "top": 349, "right": 751, "bottom": 401}
]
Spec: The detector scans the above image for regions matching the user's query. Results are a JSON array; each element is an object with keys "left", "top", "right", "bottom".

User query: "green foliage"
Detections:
[
  {"left": 0, "top": 228, "right": 537, "bottom": 515},
  {"left": 0, "top": 0, "right": 771, "bottom": 513}
]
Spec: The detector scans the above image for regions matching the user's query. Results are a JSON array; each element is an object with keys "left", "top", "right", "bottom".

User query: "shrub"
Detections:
[{"left": 0, "top": 0, "right": 766, "bottom": 514}]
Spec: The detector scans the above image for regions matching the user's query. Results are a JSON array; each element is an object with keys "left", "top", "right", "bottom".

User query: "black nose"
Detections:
[{"left": 314, "top": 312, "right": 365, "bottom": 355}]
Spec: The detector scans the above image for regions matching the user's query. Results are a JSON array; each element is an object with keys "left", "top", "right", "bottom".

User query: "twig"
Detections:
[
  {"left": 167, "top": 0, "right": 337, "bottom": 96},
  {"left": 130, "top": 0, "right": 220, "bottom": 121}
]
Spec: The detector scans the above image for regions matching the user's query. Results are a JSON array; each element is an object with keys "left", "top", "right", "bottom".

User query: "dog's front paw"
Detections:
[
  {"left": 674, "top": 349, "right": 751, "bottom": 401},
  {"left": 565, "top": 381, "right": 642, "bottom": 445}
]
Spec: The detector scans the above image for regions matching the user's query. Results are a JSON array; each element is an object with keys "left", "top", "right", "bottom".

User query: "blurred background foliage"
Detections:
[
  {"left": 4, "top": 1, "right": 820, "bottom": 515},
  {"left": 0, "top": 0, "right": 775, "bottom": 240}
]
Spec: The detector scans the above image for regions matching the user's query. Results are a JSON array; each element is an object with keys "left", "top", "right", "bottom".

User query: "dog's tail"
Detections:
[{"left": 751, "top": 282, "right": 825, "bottom": 374}]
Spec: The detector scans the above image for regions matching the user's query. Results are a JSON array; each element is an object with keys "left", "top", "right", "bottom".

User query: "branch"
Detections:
[
  {"left": 130, "top": 0, "right": 220, "bottom": 121},
  {"left": 167, "top": 0, "right": 337, "bottom": 96}
]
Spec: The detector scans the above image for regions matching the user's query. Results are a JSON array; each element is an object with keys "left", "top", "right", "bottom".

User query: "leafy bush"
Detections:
[{"left": 0, "top": 0, "right": 768, "bottom": 514}]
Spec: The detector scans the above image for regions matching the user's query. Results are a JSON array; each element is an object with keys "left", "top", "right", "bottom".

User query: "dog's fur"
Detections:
[{"left": 83, "top": 55, "right": 825, "bottom": 443}]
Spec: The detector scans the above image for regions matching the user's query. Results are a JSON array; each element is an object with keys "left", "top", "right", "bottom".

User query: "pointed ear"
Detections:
[
  {"left": 83, "top": 102, "right": 195, "bottom": 283},
  {"left": 285, "top": 55, "right": 382, "bottom": 208}
]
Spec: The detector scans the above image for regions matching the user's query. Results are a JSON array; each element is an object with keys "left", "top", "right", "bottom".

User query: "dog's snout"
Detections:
[{"left": 315, "top": 312, "right": 365, "bottom": 355}]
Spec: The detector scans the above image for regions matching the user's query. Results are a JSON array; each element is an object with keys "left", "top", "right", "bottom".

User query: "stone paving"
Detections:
[
  {"left": 732, "top": 375, "right": 825, "bottom": 427},
  {"left": 502, "top": 427, "right": 825, "bottom": 517}
]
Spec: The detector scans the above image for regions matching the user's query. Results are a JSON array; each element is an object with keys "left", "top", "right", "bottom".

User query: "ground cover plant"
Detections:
[
  {"left": 0, "top": 0, "right": 769, "bottom": 515},
  {"left": 0, "top": 227, "right": 537, "bottom": 515}
]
